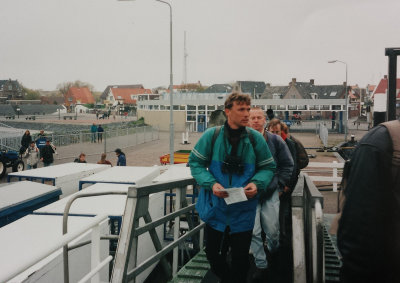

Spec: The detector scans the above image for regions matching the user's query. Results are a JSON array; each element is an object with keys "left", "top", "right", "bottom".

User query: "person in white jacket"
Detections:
[{"left": 24, "top": 141, "right": 39, "bottom": 169}]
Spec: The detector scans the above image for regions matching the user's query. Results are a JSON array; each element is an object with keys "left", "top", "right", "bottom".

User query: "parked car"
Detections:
[{"left": 0, "top": 149, "right": 25, "bottom": 179}]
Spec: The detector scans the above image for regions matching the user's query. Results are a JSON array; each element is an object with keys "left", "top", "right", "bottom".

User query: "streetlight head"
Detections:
[{"left": 328, "top": 60, "right": 337, "bottom": 63}]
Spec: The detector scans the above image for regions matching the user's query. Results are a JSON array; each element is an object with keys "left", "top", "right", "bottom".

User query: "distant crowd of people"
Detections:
[{"left": 20, "top": 129, "right": 126, "bottom": 169}]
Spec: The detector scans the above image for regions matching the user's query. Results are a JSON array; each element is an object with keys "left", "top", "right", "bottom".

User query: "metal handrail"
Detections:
[
  {"left": 292, "top": 172, "right": 324, "bottom": 283},
  {"left": 62, "top": 190, "right": 128, "bottom": 283},
  {"left": 0, "top": 214, "right": 108, "bottom": 283},
  {"left": 111, "top": 178, "right": 201, "bottom": 283}
]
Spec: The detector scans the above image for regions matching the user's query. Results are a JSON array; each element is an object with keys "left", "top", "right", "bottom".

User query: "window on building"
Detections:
[
  {"left": 188, "top": 105, "right": 196, "bottom": 110},
  {"left": 288, "top": 105, "right": 297, "bottom": 110},
  {"left": 332, "top": 105, "right": 341, "bottom": 110},
  {"left": 207, "top": 105, "right": 215, "bottom": 110},
  {"left": 272, "top": 93, "right": 281, "bottom": 99}
]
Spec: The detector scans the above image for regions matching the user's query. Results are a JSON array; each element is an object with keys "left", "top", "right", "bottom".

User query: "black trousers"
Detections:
[{"left": 205, "top": 224, "right": 252, "bottom": 283}]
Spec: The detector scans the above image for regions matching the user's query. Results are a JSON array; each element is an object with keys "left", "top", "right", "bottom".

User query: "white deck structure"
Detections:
[
  {"left": 79, "top": 166, "right": 160, "bottom": 190},
  {"left": 34, "top": 182, "right": 165, "bottom": 283},
  {"left": 0, "top": 181, "right": 61, "bottom": 227},
  {"left": 0, "top": 214, "right": 109, "bottom": 283},
  {"left": 7, "top": 163, "right": 110, "bottom": 197},
  {"left": 153, "top": 166, "right": 192, "bottom": 183}
]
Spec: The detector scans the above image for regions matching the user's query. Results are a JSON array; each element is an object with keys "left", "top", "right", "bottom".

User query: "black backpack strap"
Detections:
[
  {"left": 245, "top": 127, "right": 256, "bottom": 149},
  {"left": 209, "top": 126, "right": 221, "bottom": 164}
]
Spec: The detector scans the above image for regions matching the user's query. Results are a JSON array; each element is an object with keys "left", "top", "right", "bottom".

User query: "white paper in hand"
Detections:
[{"left": 224, "top": 187, "right": 247, "bottom": 205}]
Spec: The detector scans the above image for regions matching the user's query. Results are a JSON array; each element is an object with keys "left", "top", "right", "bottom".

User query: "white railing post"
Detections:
[
  {"left": 333, "top": 161, "right": 338, "bottom": 192},
  {"left": 173, "top": 187, "right": 183, "bottom": 276},
  {"left": 91, "top": 225, "right": 101, "bottom": 283}
]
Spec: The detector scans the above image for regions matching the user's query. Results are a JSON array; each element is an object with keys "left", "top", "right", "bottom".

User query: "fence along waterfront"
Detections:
[{"left": 0, "top": 125, "right": 159, "bottom": 160}]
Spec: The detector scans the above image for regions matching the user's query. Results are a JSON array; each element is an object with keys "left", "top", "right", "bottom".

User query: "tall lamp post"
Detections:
[
  {"left": 328, "top": 60, "right": 348, "bottom": 141},
  {"left": 118, "top": 0, "right": 174, "bottom": 164}
]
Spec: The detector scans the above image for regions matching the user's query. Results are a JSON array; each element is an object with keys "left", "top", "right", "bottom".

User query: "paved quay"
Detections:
[{"left": 2, "top": 114, "right": 370, "bottom": 215}]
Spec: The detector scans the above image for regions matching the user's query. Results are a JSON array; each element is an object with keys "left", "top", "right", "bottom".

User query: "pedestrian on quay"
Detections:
[
  {"left": 35, "top": 129, "right": 48, "bottom": 153},
  {"left": 97, "top": 153, "right": 112, "bottom": 166},
  {"left": 24, "top": 140, "right": 39, "bottom": 169},
  {"left": 97, "top": 124, "right": 104, "bottom": 143},
  {"left": 90, "top": 123, "right": 97, "bottom": 143},
  {"left": 20, "top": 130, "right": 32, "bottom": 156},
  {"left": 115, "top": 148, "right": 126, "bottom": 166},
  {"left": 74, "top": 153, "right": 87, "bottom": 163},
  {"left": 189, "top": 92, "right": 276, "bottom": 283},
  {"left": 248, "top": 109, "right": 293, "bottom": 281},
  {"left": 40, "top": 139, "right": 55, "bottom": 167}
]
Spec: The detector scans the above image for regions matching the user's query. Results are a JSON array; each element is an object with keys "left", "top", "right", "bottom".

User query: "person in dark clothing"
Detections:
[
  {"left": 337, "top": 122, "right": 400, "bottom": 283},
  {"left": 40, "top": 139, "right": 55, "bottom": 167},
  {"left": 74, "top": 153, "right": 87, "bottom": 163},
  {"left": 115, "top": 148, "right": 126, "bottom": 166},
  {"left": 20, "top": 130, "right": 32, "bottom": 155},
  {"left": 248, "top": 108, "right": 293, "bottom": 281},
  {"left": 97, "top": 125, "right": 104, "bottom": 143}
]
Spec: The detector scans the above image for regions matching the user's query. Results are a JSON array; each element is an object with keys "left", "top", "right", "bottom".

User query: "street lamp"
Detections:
[
  {"left": 118, "top": 0, "right": 174, "bottom": 164},
  {"left": 16, "top": 107, "right": 20, "bottom": 119},
  {"left": 328, "top": 60, "right": 348, "bottom": 141}
]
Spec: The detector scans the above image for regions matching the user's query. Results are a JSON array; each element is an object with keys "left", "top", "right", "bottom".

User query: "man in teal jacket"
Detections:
[{"left": 189, "top": 92, "right": 276, "bottom": 283}]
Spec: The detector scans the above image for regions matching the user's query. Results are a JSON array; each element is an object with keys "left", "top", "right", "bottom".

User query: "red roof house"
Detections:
[
  {"left": 64, "top": 87, "right": 95, "bottom": 107},
  {"left": 104, "top": 87, "right": 153, "bottom": 105},
  {"left": 372, "top": 75, "right": 400, "bottom": 99}
]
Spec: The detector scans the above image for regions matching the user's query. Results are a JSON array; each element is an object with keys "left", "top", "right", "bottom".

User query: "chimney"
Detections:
[
  {"left": 266, "top": 83, "right": 271, "bottom": 87},
  {"left": 384, "top": 75, "right": 388, "bottom": 79},
  {"left": 310, "top": 79, "right": 314, "bottom": 85},
  {"left": 292, "top": 78, "right": 296, "bottom": 84}
]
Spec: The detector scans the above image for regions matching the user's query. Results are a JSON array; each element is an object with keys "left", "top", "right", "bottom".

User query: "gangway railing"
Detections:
[
  {"left": 111, "top": 178, "right": 204, "bottom": 283},
  {"left": 292, "top": 172, "right": 324, "bottom": 283},
  {"left": 62, "top": 191, "right": 128, "bottom": 283},
  {"left": 0, "top": 214, "right": 110, "bottom": 283}
]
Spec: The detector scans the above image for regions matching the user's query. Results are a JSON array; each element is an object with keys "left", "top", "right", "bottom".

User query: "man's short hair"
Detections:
[
  {"left": 224, "top": 92, "right": 251, "bottom": 109},
  {"left": 281, "top": 122, "right": 289, "bottom": 134},
  {"left": 267, "top": 118, "right": 282, "bottom": 130}
]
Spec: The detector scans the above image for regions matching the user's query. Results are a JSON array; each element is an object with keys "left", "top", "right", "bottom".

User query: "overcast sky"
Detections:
[{"left": 1, "top": 0, "right": 399, "bottom": 91}]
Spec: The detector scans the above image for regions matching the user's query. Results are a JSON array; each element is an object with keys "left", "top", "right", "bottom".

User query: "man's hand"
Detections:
[
  {"left": 212, "top": 183, "right": 228, "bottom": 198},
  {"left": 244, "top": 182, "right": 257, "bottom": 199}
]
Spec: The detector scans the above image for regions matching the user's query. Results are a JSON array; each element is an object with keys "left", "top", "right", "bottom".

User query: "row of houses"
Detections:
[{"left": 2, "top": 77, "right": 399, "bottom": 118}]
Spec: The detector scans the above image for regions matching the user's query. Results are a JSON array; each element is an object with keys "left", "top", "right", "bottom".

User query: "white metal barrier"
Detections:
[
  {"left": 0, "top": 214, "right": 109, "bottom": 283},
  {"left": 304, "top": 161, "right": 344, "bottom": 192},
  {"left": 292, "top": 173, "right": 325, "bottom": 283}
]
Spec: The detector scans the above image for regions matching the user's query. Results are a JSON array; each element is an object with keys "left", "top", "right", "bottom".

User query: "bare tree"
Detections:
[
  {"left": 57, "top": 80, "right": 95, "bottom": 95},
  {"left": 56, "top": 81, "right": 73, "bottom": 96}
]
